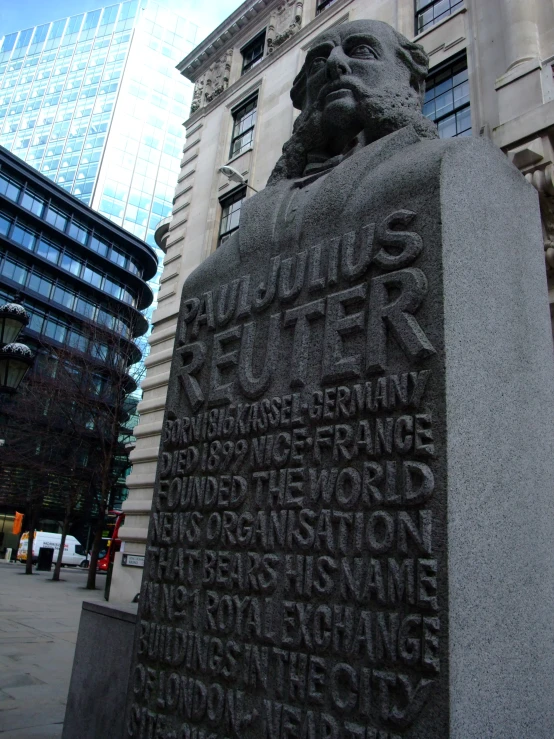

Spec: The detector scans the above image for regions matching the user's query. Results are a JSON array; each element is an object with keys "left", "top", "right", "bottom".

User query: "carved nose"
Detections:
[{"left": 326, "top": 47, "right": 351, "bottom": 80}]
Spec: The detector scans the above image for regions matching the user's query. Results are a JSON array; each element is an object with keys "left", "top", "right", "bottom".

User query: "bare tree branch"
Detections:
[{"left": 0, "top": 306, "right": 146, "bottom": 583}]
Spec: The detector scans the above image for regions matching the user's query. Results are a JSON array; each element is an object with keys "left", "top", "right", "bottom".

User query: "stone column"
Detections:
[
  {"left": 495, "top": 0, "right": 542, "bottom": 125},
  {"left": 502, "top": 0, "right": 539, "bottom": 71}
]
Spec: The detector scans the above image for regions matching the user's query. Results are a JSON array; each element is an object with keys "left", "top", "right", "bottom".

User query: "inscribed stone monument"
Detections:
[{"left": 124, "top": 20, "right": 554, "bottom": 738}]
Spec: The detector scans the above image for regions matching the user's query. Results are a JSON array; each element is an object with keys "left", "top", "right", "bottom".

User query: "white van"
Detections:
[{"left": 17, "top": 532, "right": 86, "bottom": 567}]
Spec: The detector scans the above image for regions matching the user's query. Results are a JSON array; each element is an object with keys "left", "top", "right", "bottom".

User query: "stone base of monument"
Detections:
[
  {"left": 122, "top": 103, "right": 554, "bottom": 738},
  {"left": 63, "top": 601, "right": 137, "bottom": 739}
]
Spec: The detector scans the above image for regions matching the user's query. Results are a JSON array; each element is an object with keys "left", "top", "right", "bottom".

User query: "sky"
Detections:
[{"left": 0, "top": 0, "right": 245, "bottom": 46}]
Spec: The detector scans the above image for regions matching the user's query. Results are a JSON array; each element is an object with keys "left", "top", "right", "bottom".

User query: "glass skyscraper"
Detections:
[{"left": 0, "top": 1, "right": 198, "bottom": 313}]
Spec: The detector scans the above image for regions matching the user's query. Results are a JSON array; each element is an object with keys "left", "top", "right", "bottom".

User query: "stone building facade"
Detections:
[{"left": 110, "top": 0, "right": 554, "bottom": 602}]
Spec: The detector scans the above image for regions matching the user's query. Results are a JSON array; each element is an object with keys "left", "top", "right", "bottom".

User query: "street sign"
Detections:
[{"left": 121, "top": 553, "right": 144, "bottom": 568}]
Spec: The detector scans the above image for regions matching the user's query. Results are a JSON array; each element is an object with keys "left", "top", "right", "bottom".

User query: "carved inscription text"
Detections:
[{"left": 128, "top": 207, "right": 444, "bottom": 739}]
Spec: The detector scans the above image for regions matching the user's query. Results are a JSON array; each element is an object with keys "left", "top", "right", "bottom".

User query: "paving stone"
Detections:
[{"left": 0, "top": 562, "right": 103, "bottom": 736}]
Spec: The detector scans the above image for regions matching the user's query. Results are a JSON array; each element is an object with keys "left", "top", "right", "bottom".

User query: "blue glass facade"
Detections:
[
  {"left": 0, "top": 1, "right": 198, "bottom": 316},
  {"left": 0, "top": 147, "right": 156, "bottom": 358},
  {"left": 0, "top": 145, "right": 158, "bottom": 509}
]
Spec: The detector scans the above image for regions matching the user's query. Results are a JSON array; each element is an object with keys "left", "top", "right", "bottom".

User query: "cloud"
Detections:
[{"left": 165, "top": 0, "right": 245, "bottom": 44}]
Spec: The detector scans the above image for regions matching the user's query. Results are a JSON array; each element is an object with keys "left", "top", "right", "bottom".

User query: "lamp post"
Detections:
[
  {"left": 0, "top": 299, "right": 34, "bottom": 394},
  {"left": 218, "top": 165, "right": 259, "bottom": 193},
  {"left": 0, "top": 298, "right": 35, "bottom": 572}
]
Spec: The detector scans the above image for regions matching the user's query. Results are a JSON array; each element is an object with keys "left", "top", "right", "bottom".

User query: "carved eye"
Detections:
[
  {"left": 349, "top": 44, "right": 377, "bottom": 59},
  {"left": 309, "top": 57, "right": 327, "bottom": 73}
]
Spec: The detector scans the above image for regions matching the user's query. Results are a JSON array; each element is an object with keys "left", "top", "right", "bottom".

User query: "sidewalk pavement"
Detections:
[{"left": 0, "top": 561, "right": 105, "bottom": 738}]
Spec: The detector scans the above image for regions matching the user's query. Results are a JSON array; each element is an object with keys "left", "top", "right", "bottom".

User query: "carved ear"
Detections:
[
  {"left": 290, "top": 67, "right": 306, "bottom": 110},
  {"left": 397, "top": 39, "right": 429, "bottom": 100},
  {"left": 407, "top": 41, "right": 430, "bottom": 77},
  {"left": 410, "top": 73, "right": 424, "bottom": 98}
]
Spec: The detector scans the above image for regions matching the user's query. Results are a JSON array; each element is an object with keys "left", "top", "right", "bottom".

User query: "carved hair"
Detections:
[{"left": 268, "top": 22, "right": 437, "bottom": 186}]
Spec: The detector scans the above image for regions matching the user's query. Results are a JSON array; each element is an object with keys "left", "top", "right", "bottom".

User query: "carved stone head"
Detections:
[{"left": 268, "top": 20, "right": 437, "bottom": 183}]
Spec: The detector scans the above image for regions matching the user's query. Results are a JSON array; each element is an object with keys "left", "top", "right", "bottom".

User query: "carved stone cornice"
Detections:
[
  {"left": 267, "top": 1, "right": 303, "bottom": 54},
  {"left": 507, "top": 135, "right": 554, "bottom": 190},
  {"left": 183, "top": 0, "right": 351, "bottom": 128},
  {"left": 190, "top": 49, "right": 234, "bottom": 115},
  {"left": 177, "top": 0, "right": 275, "bottom": 82}
]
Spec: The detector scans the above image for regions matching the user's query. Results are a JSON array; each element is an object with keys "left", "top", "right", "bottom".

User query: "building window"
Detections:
[
  {"left": 0, "top": 213, "right": 13, "bottom": 236},
  {"left": 316, "top": 0, "right": 340, "bottom": 14},
  {"left": 28, "top": 271, "right": 53, "bottom": 298},
  {"left": 0, "top": 173, "right": 22, "bottom": 202},
  {"left": 36, "top": 237, "right": 60, "bottom": 264},
  {"left": 11, "top": 223, "right": 37, "bottom": 250},
  {"left": 0, "top": 256, "right": 26, "bottom": 285},
  {"left": 52, "top": 285, "right": 75, "bottom": 310},
  {"left": 68, "top": 219, "right": 89, "bottom": 244},
  {"left": 83, "top": 265, "right": 102, "bottom": 288},
  {"left": 0, "top": 207, "right": 137, "bottom": 306},
  {"left": 44, "top": 319, "right": 67, "bottom": 344},
  {"left": 61, "top": 252, "right": 82, "bottom": 276},
  {"left": 45, "top": 204, "right": 69, "bottom": 231},
  {"left": 423, "top": 56, "right": 471, "bottom": 139},
  {"left": 111, "top": 247, "right": 127, "bottom": 268},
  {"left": 415, "top": 0, "right": 464, "bottom": 35},
  {"left": 89, "top": 234, "right": 109, "bottom": 256},
  {"left": 218, "top": 187, "right": 246, "bottom": 247},
  {"left": 21, "top": 190, "right": 45, "bottom": 217},
  {"left": 241, "top": 32, "right": 265, "bottom": 75},
  {"left": 230, "top": 97, "right": 257, "bottom": 159}
]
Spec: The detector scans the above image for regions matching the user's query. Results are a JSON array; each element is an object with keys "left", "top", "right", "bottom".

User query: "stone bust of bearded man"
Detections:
[
  {"left": 224, "top": 18, "right": 444, "bottom": 260},
  {"left": 268, "top": 19, "right": 438, "bottom": 185}
]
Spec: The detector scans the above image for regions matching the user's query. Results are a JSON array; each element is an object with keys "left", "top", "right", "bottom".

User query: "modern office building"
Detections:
[
  {"left": 110, "top": 0, "right": 554, "bottom": 602},
  {"left": 0, "top": 0, "right": 198, "bottom": 314},
  {"left": 0, "top": 144, "right": 157, "bottom": 511}
]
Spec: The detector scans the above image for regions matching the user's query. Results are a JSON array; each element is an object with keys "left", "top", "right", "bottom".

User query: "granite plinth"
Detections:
[
  {"left": 63, "top": 601, "right": 137, "bottom": 739},
  {"left": 122, "top": 132, "right": 554, "bottom": 738}
]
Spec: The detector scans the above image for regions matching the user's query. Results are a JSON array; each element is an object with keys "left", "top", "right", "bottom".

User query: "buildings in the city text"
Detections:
[
  {"left": 0, "top": 0, "right": 198, "bottom": 314},
  {"left": 110, "top": 0, "right": 554, "bottom": 601},
  {"left": 0, "top": 145, "right": 157, "bottom": 518}
]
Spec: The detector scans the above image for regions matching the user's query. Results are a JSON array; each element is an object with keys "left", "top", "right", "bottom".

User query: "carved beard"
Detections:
[
  {"left": 355, "top": 86, "right": 438, "bottom": 144},
  {"left": 314, "top": 78, "right": 437, "bottom": 152},
  {"left": 267, "top": 82, "right": 437, "bottom": 185}
]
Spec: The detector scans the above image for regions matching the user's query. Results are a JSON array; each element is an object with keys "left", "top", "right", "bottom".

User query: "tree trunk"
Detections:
[
  {"left": 25, "top": 507, "right": 37, "bottom": 575},
  {"left": 52, "top": 510, "right": 70, "bottom": 582},
  {"left": 86, "top": 509, "right": 105, "bottom": 590}
]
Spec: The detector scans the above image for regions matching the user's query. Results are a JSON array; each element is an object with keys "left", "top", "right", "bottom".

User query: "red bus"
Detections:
[{"left": 97, "top": 510, "right": 125, "bottom": 572}]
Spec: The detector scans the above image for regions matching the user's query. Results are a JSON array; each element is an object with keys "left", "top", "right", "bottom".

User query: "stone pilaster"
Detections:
[
  {"left": 502, "top": 0, "right": 539, "bottom": 72},
  {"left": 508, "top": 133, "right": 554, "bottom": 333},
  {"left": 495, "top": 0, "right": 542, "bottom": 125}
]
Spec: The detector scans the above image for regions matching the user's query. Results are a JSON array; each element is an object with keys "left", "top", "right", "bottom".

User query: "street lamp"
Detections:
[
  {"left": 0, "top": 300, "right": 34, "bottom": 393},
  {"left": 218, "top": 165, "right": 259, "bottom": 193},
  {"left": 0, "top": 343, "right": 34, "bottom": 393},
  {"left": 0, "top": 300, "right": 29, "bottom": 345}
]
